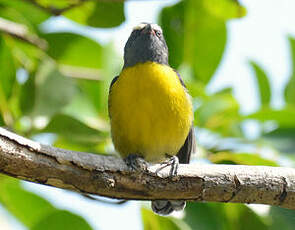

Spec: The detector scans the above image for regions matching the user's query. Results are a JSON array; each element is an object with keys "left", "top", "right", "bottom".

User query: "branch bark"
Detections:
[{"left": 0, "top": 127, "right": 295, "bottom": 209}]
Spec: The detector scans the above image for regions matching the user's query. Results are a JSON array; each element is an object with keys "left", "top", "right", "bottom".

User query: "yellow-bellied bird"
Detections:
[{"left": 108, "top": 23, "right": 195, "bottom": 215}]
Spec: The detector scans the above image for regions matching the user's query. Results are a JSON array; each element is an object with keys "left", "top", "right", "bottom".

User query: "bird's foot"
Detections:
[
  {"left": 124, "top": 154, "right": 148, "bottom": 172},
  {"left": 155, "top": 155, "right": 179, "bottom": 178}
]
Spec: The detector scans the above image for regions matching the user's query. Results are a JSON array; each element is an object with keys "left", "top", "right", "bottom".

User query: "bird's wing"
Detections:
[
  {"left": 174, "top": 70, "right": 196, "bottom": 164},
  {"left": 176, "top": 127, "right": 196, "bottom": 164},
  {"left": 108, "top": 76, "right": 119, "bottom": 118},
  {"left": 109, "top": 75, "right": 119, "bottom": 89}
]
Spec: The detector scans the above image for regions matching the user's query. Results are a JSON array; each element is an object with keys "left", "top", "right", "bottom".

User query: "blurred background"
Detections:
[{"left": 0, "top": 0, "right": 295, "bottom": 229}]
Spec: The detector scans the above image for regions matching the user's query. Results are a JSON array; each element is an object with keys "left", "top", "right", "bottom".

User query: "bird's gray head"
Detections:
[{"left": 123, "top": 23, "right": 169, "bottom": 68}]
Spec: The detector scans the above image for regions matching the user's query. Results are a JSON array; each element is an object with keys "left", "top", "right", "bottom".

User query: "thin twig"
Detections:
[
  {"left": 59, "top": 65, "right": 103, "bottom": 81},
  {"left": 22, "top": 0, "right": 125, "bottom": 16},
  {"left": 0, "top": 17, "right": 47, "bottom": 50}
]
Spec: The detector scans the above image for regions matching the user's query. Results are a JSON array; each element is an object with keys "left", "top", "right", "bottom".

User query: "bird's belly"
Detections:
[{"left": 109, "top": 62, "right": 193, "bottom": 162}]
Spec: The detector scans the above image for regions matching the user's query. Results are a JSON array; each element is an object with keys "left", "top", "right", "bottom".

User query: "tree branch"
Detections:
[
  {"left": 0, "top": 17, "right": 47, "bottom": 50},
  {"left": 59, "top": 64, "right": 104, "bottom": 81},
  {"left": 23, "top": 0, "right": 126, "bottom": 16},
  {"left": 0, "top": 127, "right": 295, "bottom": 210},
  {"left": 23, "top": 0, "right": 86, "bottom": 16}
]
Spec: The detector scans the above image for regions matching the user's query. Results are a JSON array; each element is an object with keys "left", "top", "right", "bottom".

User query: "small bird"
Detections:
[{"left": 108, "top": 23, "right": 195, "bottom": 215}]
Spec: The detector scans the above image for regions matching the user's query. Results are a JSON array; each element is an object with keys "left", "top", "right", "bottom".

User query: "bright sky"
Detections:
[{"left": 1, "top": 0, "right": 295, "bottom": 229}]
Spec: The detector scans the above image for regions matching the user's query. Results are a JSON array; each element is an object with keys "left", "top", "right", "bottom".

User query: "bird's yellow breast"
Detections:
[{"left": 109, "top": 62, "right": 193, "bottom": 162}]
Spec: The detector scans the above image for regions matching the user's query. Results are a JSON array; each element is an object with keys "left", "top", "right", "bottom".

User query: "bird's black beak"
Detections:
[{"left": 141, "top": 24, "right": 156, "bottom": 35}]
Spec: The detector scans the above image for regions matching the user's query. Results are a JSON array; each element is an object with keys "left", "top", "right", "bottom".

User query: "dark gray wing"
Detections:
[
  {"left": 174, "top": 70, "right": 186, "bottom": 88},
  {"left": 109, "top": 76, "right": 119, "bottom": 90},
  {"left": 173, "top": 70, "right": 196, "bottom": 164},
  {"left": 108, "top": 76, "right": 119, "bottom": 118},
  {"left": 176, "top": 127, "right": 195, "bottom": 164}
]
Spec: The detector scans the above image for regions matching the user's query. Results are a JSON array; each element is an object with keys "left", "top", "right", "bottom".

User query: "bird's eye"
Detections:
[{"left": 155, "top": 30, "right": 161, "bottom": 37}]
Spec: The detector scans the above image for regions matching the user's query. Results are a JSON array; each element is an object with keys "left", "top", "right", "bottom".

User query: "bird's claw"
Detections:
[
  {"left": 125, "top": 154, "right": 148, "bottom": 172},
  {"left": 155, "top": 156, "right": 179, "bottom": 177}
]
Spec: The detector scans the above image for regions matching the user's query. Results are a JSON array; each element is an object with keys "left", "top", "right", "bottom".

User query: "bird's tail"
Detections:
[{"left": 151, "top": 200, "right": 186, "bottom": 216}]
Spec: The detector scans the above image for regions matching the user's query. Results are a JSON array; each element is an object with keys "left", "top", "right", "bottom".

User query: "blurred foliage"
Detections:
[
  {"left": 249, "top": 61, "right": 271, "bottom": 107},
  {"left": 141, "top": 208, "right": 191, "bottom": 230},
  {"left": 0, "top": 176, "right": 93, "bottom": 229},
  {"left": 285, "top": 37, "right": 295, "bottom": 104},
  {"left": 209, "top": 152, "right": 278, "bottom": 166},
  {"left": 0, "top": 0, "right": 294, "bottom": 229},
  {"left": 184, "top": 202, "right": 269, "bottom": 230},
  {"left": 64, "top": 1, "right": 125, "bottom": 28}
]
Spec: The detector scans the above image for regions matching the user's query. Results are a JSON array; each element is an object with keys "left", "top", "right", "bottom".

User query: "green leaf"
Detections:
[
  {"left": 41, "top": 34, "right": 116, "bottom": 116},
  {"left": 0, "top": 177, "right": 56, "bottom": 228},
  {"left": 263, "top": 128, "right": 295, "bottom": 154},
  {"left": 53, "top": 137, "right": 108, "bottom": 154},
  {"left": 269, "top": 207, "right": 295, "bottom": 230},
  {"left": 0, "top": 0, "right": 50, "bottom": 31},
  {"left": 4, "top": 36, "right": 44, "bottom": 72},
  {"left": 195, "top": 92, "right": 241, "bottom": 136},
  {"left": 215, "top": 87, "right": 234, "bottom": 95},
  {"left": 284, "top": 37, "right": 295, "bottom": 105},
  {"left": 290, "top": 37, "right": 295, "bottom": 70},
  {"left": 185, "top": 0, "right": 227, "bottom": 84},
  {"left": 0, "top": 36, "right": 16, "bottom": 99},
  {"left": 202, "top": 0, "right": 247, "bottom": 20},
  {"left": 33, "top": 60, "right": 77, "bottom": 116},
  {"left": 197, "top": 94, "right": 238, "bottom": 124},
  {"left": 209, "top": 152, "right": 278, "bottom": 166},
  {"left": 160, "top": 0, "right": 245, "bottom": 83},
  {"left": 285, "top": 75, "right": 295, "bottom": 105},
  {"left": 64, "top": 1, "right": 125, "bottom": 28},
  {"left": 249, "top": 61, "right": 271, "bottom": 106},
  {"left": 265, "top": 127, "right": 295, "bottom": 138},
  {"left": 35, "top": 0, "right": 71, "bottom": 9},
  {"left": 224, "top": 203, "right": 268, "bottom": 230},
  {"left": 141, "top": 208, "right": 190, "bottom": 230},
  {"left": 0, "top": 114, "right": 4, "bottom": 125},
  {"left": 184, "top": 203, "right": 268, "bottom": 230},
  {"left": 159, "top": 1, "right": 184, "bottom": 68},
  {"left": 187, "top": 81, "right": 207, "bottom": 98},
  {"left": 184, "top": 202, "right": 229, "bottom": 230},
  {"left": 43, "top": 32, "right": 103, "bottom": 69},
  {"left": 77, "top": 79, "right": 107, "bottom": 115},
  {"left": 43, "top": 114, "right": 106, "bottom": 144},
  {"left": 247, "top": 107, "right": 295, "bottom": 128},
  {"left": 62, "top": 88, "right": 100, "bottom": 120},
  {"left": 0, "top": 176, "right": 94, "bottom": 229},
  {"left": 32, "top": 210, "right": 93, "bottom": 230},
  {"left": 19, "top": 73, "right": 35, "bottom": 115}
]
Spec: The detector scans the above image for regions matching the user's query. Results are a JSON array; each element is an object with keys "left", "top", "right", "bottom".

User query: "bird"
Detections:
[{"left": 108, "top": 22, "right": 195, "bottom": 215}]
